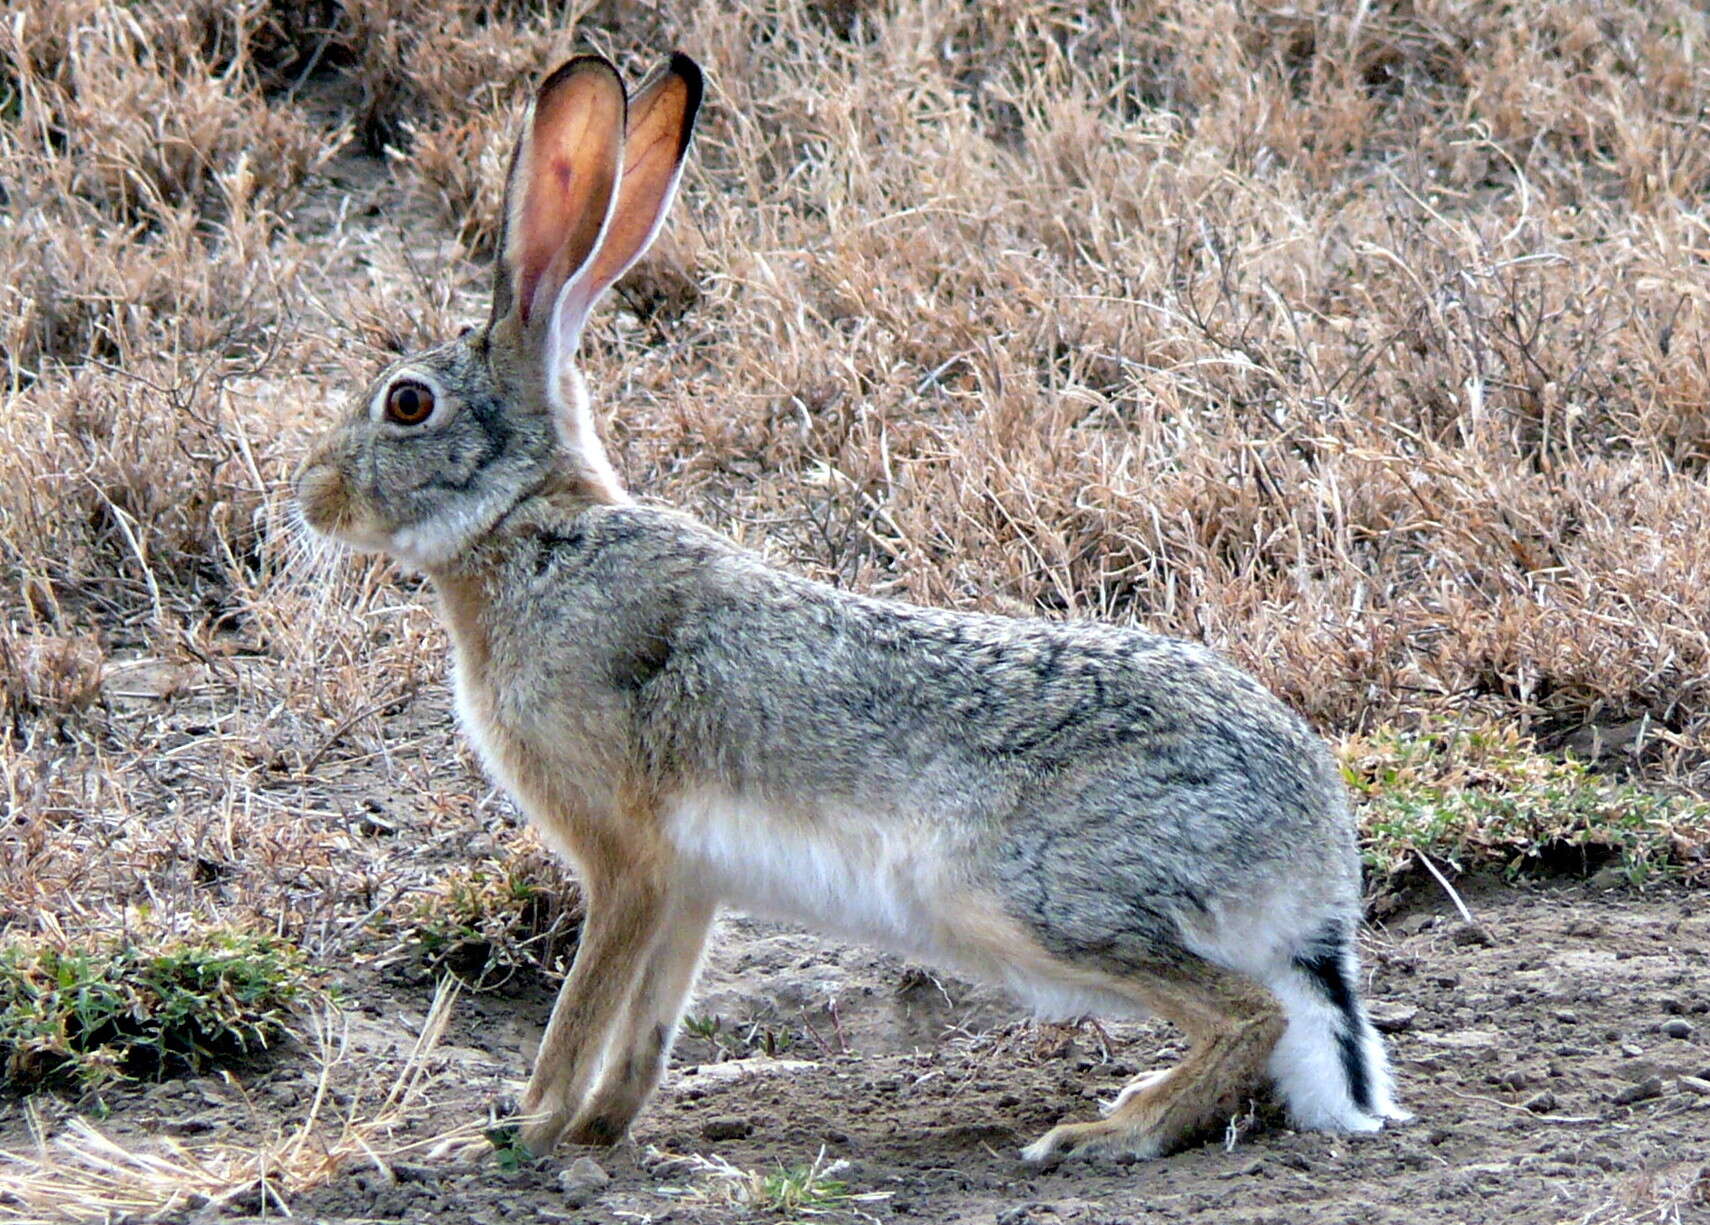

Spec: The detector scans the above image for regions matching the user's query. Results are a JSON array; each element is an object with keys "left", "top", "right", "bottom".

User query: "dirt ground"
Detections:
[{"left": 8, "top": 878, "right": 1706, "bottom": 1224}]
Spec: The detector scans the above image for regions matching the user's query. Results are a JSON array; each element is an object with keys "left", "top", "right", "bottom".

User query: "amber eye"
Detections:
[{"left": 384, "top": 380, "right": 435, "bottom": 426}]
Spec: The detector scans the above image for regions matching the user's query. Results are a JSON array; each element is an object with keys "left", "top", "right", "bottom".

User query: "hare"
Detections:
[{"left": 296, "top": 51, "right": 1406, "bottom": 1162}]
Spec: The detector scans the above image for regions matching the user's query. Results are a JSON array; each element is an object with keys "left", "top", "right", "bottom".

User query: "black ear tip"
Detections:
[
  {"left": 540, "top": 53, "right": 623, "bottom": 97},
  {"left": 666, "top": 50, "right": 705, "bottom": 117},
  {"left": 667, "top": 50, "right": 703, "bottom": 83}
]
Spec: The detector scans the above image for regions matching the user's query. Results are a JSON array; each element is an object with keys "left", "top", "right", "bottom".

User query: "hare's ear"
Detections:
[
  {"left": 565, "top": 52, "right": 704, "bottom": 318},
  {"left": 491, "top": 56, "right": 627, "bottom": 365}
]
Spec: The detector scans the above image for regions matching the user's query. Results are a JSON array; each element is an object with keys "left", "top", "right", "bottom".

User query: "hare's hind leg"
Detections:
[
  {"left": 1016, "top": 956, "right": 1284, "bottom": 1163},
  {"left": 565, "top": 894, "right": 716, "bottom": 1145}
]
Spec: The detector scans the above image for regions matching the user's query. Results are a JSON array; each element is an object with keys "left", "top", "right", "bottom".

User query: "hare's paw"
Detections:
[
  {"left": 514, "top": 1083, "right": 586, "bottom": 1157},
  {"left": 516, "top": 1108, "right": 577, "bottom": 1158},
  {"left": 1020, "top": 1117, "right": 1169, "bottom": 1164},
  {"left": 1097, "top": 1067, "right": 1174, "bottom": 1118}
]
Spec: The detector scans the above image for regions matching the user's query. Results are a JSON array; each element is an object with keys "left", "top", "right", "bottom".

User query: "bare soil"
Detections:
[{"left": 11, "top": 879, "right": 1707, "bottom": 1224}]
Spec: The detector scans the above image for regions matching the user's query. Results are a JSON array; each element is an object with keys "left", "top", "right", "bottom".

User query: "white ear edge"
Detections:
[
  {"left": 597, "top": 151, "right": 692, "bottom": 299},
  {"left": 542, "top": 178, "right": 624, "bottom": 379}
]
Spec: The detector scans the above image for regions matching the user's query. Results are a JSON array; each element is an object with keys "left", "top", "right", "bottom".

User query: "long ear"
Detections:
[
  {"left": 490, "top": 56, "right": 627, "bottom": 360},
  {"left": 558, "top": 52, "right": 704, "bottom": 328}
]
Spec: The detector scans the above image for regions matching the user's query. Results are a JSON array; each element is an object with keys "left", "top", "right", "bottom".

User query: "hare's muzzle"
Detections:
[{"left": 293, "top": 450, "right": 356, "bottom": 541}]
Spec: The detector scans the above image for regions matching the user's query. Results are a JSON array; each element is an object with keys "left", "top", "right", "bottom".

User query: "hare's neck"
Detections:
[
  {"left": 432, "top": 564, "right": 511, "bottom": 793},
  {"left": 432, "top": 566, "right": 496, "bottom": 690},
  {"left": 546, "top": 365, "right": 629, "bottom": 506}
]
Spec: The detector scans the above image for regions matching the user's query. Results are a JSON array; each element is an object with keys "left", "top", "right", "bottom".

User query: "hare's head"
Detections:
[{"left": 296, "top": 53, "right": 702, "bottom": 570}]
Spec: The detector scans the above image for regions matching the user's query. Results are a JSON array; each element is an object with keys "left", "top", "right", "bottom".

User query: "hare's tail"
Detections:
[{"left": 1263, "top": 921, "right": 1407, "bottom": 1131}]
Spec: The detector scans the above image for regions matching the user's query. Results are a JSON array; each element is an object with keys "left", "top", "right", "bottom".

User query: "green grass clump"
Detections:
[
  {"left": 0, "top": 928, "right": 311, "bottom": 1091},
  {"left": 1344, "top": 727, "right": 1710, "bottom": 883},
  {"left": 757, "top": 1161, "right": 855, "bottom": 1216},
  {"left": 672, "top": 1147, "right": 883, "bottom": 1218}
]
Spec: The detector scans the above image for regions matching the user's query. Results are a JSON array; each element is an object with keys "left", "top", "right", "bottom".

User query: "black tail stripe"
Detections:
[
  {"left": 1335, "top": 1026, "right": 1371, "bottom": 1114},
  {"left": 1292, "top": 923, "right": 1375, "bottom": 1114}
]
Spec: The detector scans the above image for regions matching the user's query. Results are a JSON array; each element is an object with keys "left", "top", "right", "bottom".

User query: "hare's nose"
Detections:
[{"left": 293, "top": 457, "right": 349, "bottom": 535}]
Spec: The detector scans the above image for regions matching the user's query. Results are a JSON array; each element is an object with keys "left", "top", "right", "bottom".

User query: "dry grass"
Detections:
[
  {"left": 0, "top": 977, "right": 481, "bottom": 1222},
  {"left": 1, "top": 0, "right": 1707, "bottom": 1200}
]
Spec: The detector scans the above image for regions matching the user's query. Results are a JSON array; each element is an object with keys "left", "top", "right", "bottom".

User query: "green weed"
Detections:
[
  {"left": 758, "top": 1161, "right": 854, "bottom": 1216},
  {"left": 682, "top": 1013, "right": 797, "bottom": 1061},
  {"left": 1345, "top": 727, "right": 1710, "bottom": 882},
  {"left": 483, "top": 1124, "right": 533, "bottom": 1171},
  {"left": 670, "top": 1146, "right": 885, "bottom": 1218},
  {"left": 0, "top": 927, "right": 312, "bottom": 1091}
]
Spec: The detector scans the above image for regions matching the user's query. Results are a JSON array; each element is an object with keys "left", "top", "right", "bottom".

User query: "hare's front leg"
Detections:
[
  {"left": 517, "top": 862, "right": 673, "bottom": 1156},
  {"left": 566, "top": 893, "right": 717, "bottom": 1145}
]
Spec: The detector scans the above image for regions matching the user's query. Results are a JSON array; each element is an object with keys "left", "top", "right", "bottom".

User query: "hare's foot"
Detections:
[
  {"left": 928, "top": 895, "right": 1286, "bottom": 1164},
  {"left": 1022, "top": 1035, "right": 1260, "bottom": 1163},
  {"left": 516, "top": 1094, "right": 579, "bottom": 1157},
  {"left": 1018, "top": 967, "right": 1283, "bottom": 1163},
  {"left": 1097, "top": 1067, "right": 1173, "bottom": 1117},
  {"left": 563, "top": 1036, "right": 663, "bottom": 1147},
  {"left": 1020, "top": 1064, "right": 1187, "bottom": 1162}
]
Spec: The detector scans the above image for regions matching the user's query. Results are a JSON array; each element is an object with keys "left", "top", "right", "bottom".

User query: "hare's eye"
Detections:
[{"left": 384, "top": 381, "right": 435, "bottom": 426}]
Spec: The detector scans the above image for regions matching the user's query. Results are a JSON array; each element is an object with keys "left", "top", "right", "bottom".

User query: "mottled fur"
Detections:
[{"left": 296, "top": 51, "right": 1405, "bottom": 1162}]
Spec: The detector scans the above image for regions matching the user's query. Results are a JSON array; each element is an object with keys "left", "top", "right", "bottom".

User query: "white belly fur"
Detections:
[
  {"left": 667, "top": 786, "right": 956, "bottom": 958},
  {"left": 665, "top": 788, "right": 1164, "bottom": 1023}
]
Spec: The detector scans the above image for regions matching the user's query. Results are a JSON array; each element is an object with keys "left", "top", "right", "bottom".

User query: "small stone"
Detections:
[
  {"left": 557, "top": 1157, "right": 610, "bottom": 1208},
  {"left": 1554, "top": 1010, "right": 1580, "bottom": 1025},
  {"left": 701, "top": 1115, "right": 754, "bottom": 1141},
  {"left": 1522, "top": 1091, "right": 1557, "bottom": 1114},
  {"left": 1621, "top": 1043, "right": 1644, "bottom": 1058},
  {"left": 643, "top": 1154, "right": 697, "bottom": 1178},
  {"left": 1217, "top": 1158, "right": 1266, "bottom": 1178},
  {"left": 1450, "top": 921, "right": 1494, "bottom": 947},
  {"left": 1565, "top": 918, "right": 1603, "bottom": 937},
  {"left": 1661, "top": 1019, "right": 1694, "bottom": 1040},
  {"left": 1587, "top": 866, "right": 1630, "bottom": 891},
  {"left": 1612, "top": 1077, "right": 1664, "bottom": 1106},
  {"left": 1615, "top": 1060, "right": 1662, "bottom": 1083},
  {"left": 1370, "top": 1005, "right": 1418, "bottom": 1034},
  {"left": 1678, "top": 1076, "right": 1710, "bottom": 1097}
]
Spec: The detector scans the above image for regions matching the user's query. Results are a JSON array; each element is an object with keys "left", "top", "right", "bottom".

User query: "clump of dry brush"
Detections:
[{"left": 1, "top": 0, "right": 1707, "bottom": 949}]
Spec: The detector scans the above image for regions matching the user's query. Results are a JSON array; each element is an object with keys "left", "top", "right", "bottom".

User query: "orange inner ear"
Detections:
[
  {"left": 511, "top": 62, "right": 626, "bottom": 328},
  {"left": 579, "top": 63, "right": 699, "bottom": 295}
]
